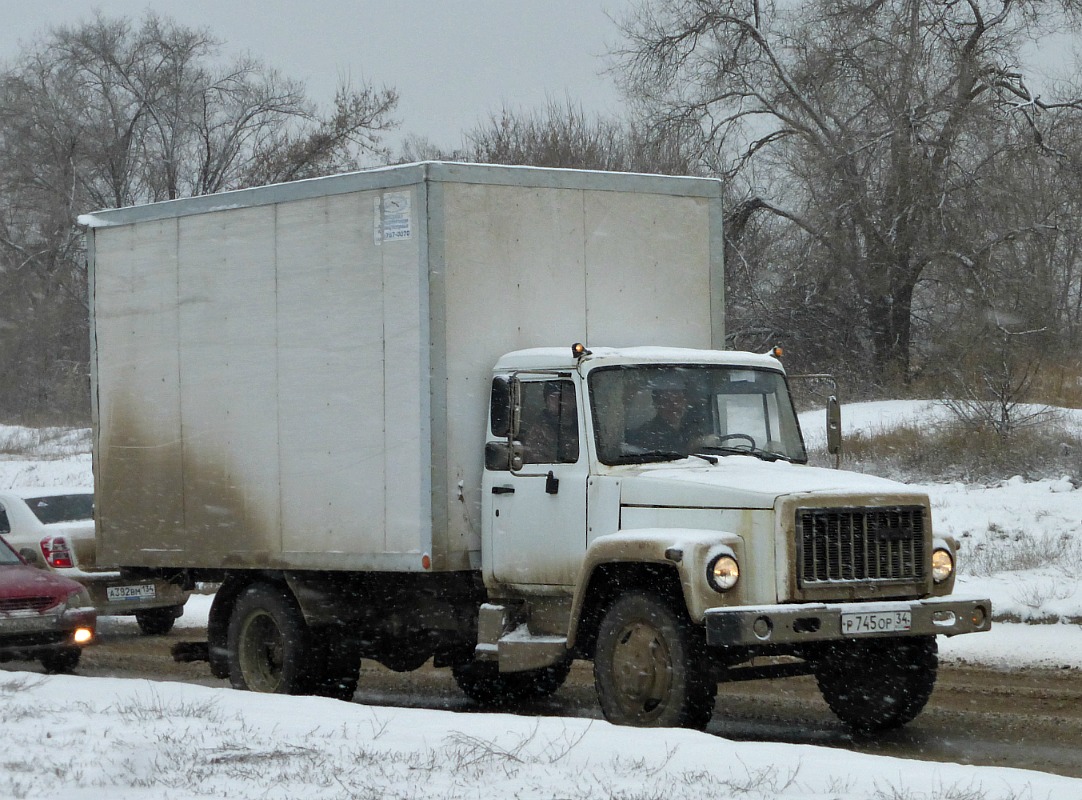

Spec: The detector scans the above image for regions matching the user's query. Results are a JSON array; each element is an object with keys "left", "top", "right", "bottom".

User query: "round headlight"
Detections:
[
  {"left": 931, "top": 548, "right": 954, "bottom": 584},
  {"left": 708, "top": 554, "right": 740, "bottom": 592}
]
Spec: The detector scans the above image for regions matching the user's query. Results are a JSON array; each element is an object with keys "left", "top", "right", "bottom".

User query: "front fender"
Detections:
[{"left": 568, "top": 528, "right": 746, "bottom": 645}]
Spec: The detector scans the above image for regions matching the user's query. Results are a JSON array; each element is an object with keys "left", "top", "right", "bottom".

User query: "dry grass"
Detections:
[
  {"left": 0, "top": 425, "right": 91, "bottom": 458},
  {"left": 825, "top": 419, "right": 1082, "bottom": 483}
]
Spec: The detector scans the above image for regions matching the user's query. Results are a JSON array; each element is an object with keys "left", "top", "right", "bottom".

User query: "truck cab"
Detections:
[{"left": 477, "top": 344, "right": 990, "bottom": 730}]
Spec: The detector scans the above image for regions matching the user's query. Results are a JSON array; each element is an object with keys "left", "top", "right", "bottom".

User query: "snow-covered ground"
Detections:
[
  {"left": 3, "top": 409, "right": 1082, "bottom": 798},
  {"left": 4, "top": 664, "right": 1080, "bottom": 800}
]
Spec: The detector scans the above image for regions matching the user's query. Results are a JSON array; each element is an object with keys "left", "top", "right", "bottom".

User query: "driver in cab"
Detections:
[{"left": 627, "top": 375, "right": 699, "bottom": 455}]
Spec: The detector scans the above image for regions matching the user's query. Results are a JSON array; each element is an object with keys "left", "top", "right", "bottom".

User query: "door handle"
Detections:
[{"left": 491, "top": 486, "right": 515, "bottom": 495}]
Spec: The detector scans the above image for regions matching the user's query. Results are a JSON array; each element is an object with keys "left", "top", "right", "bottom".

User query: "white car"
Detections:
[{"left": 0, "top": 488, "right": 189, "bottom": 634}]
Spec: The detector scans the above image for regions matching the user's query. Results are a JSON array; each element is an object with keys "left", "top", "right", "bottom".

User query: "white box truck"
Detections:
[{"left": 80, "top": 162, "right": 989, "bottom": 731}]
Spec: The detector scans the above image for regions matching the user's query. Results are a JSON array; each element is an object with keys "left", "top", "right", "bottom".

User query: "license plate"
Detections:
[
  {"left": 0, "top": 614, "right": 54, "bottom": 633},
  {"left": 840, "top": 609, "right": 911, "bottom": 636},
  {"left": 107, "top": 584, "right": 157, "bottom": 602}
]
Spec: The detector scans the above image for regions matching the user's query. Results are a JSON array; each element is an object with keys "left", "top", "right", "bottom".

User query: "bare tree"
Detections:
[
  {"left": 0, "top": 12, "right": 397, "bottom": 421},
  {"left": 461, "top": 98, "right": 700, "bottom": 175},
  {"left": 617, "top": 0, "right": 1082, "bottom": 385}
]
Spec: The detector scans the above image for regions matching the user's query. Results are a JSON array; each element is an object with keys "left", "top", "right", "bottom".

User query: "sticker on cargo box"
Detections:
[
  {"left": 107, "top": 584, "right": 157, "bottom": 602},
  {"left": 375, "top": 191, "right": 412, "bottom": 244}
]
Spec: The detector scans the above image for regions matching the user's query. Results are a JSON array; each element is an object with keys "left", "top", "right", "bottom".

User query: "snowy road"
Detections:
[{"left": 11, "top": 614, "right": 1079, "bottom": 781}]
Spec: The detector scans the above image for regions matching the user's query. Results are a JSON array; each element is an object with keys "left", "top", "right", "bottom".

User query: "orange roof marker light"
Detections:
[{"left": 765, "top": 345, "right": 784, "bottom": 359}]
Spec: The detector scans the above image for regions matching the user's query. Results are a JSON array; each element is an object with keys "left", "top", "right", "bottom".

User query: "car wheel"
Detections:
[
  {"left": 593, "top": 591, "right": 715, "bottom": 729},
  {"left": 40, "top": 646, "right": 81, "bottom": 674},
  {"left": 135, "top": 605, "right": 182, "bottom": 635},
  {"left": 227, "top": 583, "right": 310, "bottom": 694}
]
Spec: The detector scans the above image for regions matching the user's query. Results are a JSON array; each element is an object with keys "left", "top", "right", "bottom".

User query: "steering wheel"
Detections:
[{"left": 715, "top": 433, "right": 756, "bottom": 450}]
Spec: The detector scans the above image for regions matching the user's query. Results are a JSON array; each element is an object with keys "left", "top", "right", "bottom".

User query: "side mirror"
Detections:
[
  {"left": 826, "top": 395, "right": 842, "bottom": 457},
  {"left": 485, "top": 441, "right": 524, "bottom": 472},
  {"left": 490, "top": 376, "right": 521, "bottom": 439},
  {"left": 18, "top": 547, "right": 45, "bottom": 568}
]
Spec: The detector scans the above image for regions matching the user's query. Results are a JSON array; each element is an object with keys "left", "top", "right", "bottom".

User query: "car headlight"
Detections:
[
  {"left": 931, "top": 548, "right": 954, "bottom": 584},
  {"left": 64, "top": 587, "right": 94, "bottom": 610},
  {"left": 707, "top": 554, "right": 740, "bottom": 592}
]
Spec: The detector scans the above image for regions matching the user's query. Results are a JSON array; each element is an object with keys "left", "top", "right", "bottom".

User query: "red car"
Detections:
[{"left": 0, "top": 534, "right": 96, "bottom": 673}]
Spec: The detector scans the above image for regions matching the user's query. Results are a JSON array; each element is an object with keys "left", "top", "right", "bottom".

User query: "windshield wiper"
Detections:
[
  {"left": 619, "top": 450, "right": 687, "bottom": 464},
  {"left": 621, "top": 448, "right": 786, "bottom": 466},
  {"left": 696, "top": 445, "right": 791, "bottom": 463}
]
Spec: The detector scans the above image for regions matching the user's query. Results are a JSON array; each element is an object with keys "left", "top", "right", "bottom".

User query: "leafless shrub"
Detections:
[
  {"left": 873, "top": 782, "right": 1001, "bottom": 800},
  {"left": 1010, "top": 580, "right": 1078, "bottom": 615},
  {"left": 967, "top": 529, "right": 1082, "bottom": 577}
]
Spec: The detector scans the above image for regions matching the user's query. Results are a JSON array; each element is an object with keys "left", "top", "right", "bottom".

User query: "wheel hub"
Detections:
[
  {"left": 612, "top": 620, "right": 672, "bottom": 715},
  {"left": 238, "top": 611, "right": 285, "bottom": 691}
]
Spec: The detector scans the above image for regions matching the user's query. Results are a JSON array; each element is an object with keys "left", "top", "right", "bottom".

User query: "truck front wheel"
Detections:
[
  {"left": 814, "top": 635, "right": 938, "bottom": 732},
  {"left": 593, "top": 591, "right": 715, "bottom": 730},
  {"left": 227, "top": 584, "right": 309, "bottom": 694}
]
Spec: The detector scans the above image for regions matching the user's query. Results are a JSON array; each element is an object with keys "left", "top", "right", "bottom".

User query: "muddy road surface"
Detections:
[{"left": 6, "top": 620, "right": 1081, "bottom": 779}]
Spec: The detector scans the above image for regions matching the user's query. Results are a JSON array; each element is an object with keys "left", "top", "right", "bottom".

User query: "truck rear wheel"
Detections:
[
  {"left": 452, "top": 658, "right": 571, "bottom": 706},
  {"left": 593, "top": 591, "right": 715, "bottom": 730},
  {"left": 227, "top": 584, "right": 309, "bottom": 694},
  {"left": 135, "top": 605, "right": 182, "bottom": 636},
  {"left": 814, "top": 635, "right": 938, "bottom": 732}
]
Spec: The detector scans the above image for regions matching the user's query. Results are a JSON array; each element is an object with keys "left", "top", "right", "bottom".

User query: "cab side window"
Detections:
[{"left": 518, "top": 380, "right": 579, "bottom": 464}]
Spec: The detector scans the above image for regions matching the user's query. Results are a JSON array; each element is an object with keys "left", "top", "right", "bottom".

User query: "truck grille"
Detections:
[{"left": 797, "top": 506, "right": 925, "bottom": 586}]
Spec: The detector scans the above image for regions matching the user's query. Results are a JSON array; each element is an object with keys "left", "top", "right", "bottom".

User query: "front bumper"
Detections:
[
  {"left": 704, "top": 596, "right": 992, "bottom": 648},
  {"left": 0, "top": 608, "right": 96, "bottom": 657}
]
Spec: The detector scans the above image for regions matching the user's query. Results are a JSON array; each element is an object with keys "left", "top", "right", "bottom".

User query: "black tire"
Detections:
[
  {"left": 593, "top": 591, "right": 715, "bottom": 730},
  {"left": 227, "top": 584, "right": 310, "bottom": 694},
  {"left": 135, "top": 605, "right": 182, "bottom": 636},
  {"left": 208, "top": 581, "right": 247, "bottom": 679},
  {"left": 40, "top": 647, "right": 81, "bottom": 674},
  {"left": 378, "top": 636, "right": 433, "bottom": 673},
  {"left": 814, "top": 635, "right": 938, "bottom": 733},
  {"left": 452, "top": 657, "right": 571, "bottom": 706},
  {"left": 304, "top": 632, "right": 362, "bottom": 701}
]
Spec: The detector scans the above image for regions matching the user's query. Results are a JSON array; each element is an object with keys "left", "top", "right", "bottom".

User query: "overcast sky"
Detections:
[
  {"left": 0, "top": 1, "right": 635, "bottom": 154},
  {"left": 1, "top": 2, "right": 1077, "bottom": 160}
]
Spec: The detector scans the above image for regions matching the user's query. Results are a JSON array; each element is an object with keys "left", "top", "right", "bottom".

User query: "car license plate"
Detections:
[
  {"left": 107, "top": 584, "right": 156, "bottom": 602},
  {"left": 840, "top": 609, "right": 912, "bottom": 636},
  {"left": 0, "top": 614, "right": 54, "bottom": 633}
]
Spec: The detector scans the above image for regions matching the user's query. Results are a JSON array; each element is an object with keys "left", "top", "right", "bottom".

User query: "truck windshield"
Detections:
[{"left": 588, "top": 364, "right": 807, "bottom": 466}]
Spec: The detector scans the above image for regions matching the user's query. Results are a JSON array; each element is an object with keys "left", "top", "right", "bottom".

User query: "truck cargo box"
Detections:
[{"left": 82, "top": 162, "right": 723, "bottom": 573}]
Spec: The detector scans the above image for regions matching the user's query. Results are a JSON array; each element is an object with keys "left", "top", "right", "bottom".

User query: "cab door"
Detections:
[{"left": 483, "top": 378, "right": 588, "bottom": 587}]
